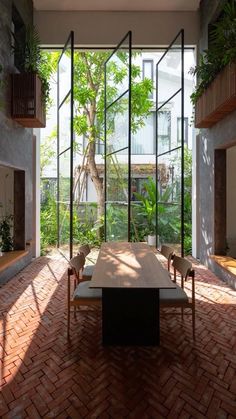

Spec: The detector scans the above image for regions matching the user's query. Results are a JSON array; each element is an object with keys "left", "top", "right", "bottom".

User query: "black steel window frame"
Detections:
[
  {"left": 177, "top": 116, "right": 188, "bottom": 146},
  {"left": 104, "top": 31, "right": 132, "bottom": 242},
  {"left": 57, "top": 31, "right": 74, "bottom": 259},
  {"left": 142, "top": 59, "right": 154, "bottom": 99},
  {"left": 157, "top": 110, "right": 171, "bottom": 154},
  {"left": 156, "top": 29, "right": 184, "bottom": 256}
]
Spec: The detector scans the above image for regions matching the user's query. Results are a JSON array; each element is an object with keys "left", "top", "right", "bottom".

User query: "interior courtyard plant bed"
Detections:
[
  {"left": 191, "top": 0, "right": 236, "bottom": 128},
  {"left": 11, "top": 25, "right": 51, "bottom": 128},
  {"left": 11, "top": 72, "right": 46, "bottom": 127},
  {"left": 195, "top": 61, "right": 236, "bottom": 128}
]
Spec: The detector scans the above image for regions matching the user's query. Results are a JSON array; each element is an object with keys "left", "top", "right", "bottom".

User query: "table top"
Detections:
[{"left": 90, "top": 242, "right": 176, "bottom": 289}]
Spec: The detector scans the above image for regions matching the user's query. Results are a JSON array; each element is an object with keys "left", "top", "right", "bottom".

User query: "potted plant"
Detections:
[
  {"left": 134, "top": 177, "right": 175, "bottom": 246},
  {"left": 11, "top": 25, "right": 50, "bottom": 127},
  {"left": 190, "top": 0, "right": 236, "bottom": 128},
  {"left": 133, "top": 177, "right": 157, "bottom": 246},
  {"left": 0, "top": 215, "right": 13, "bottom": 253}
]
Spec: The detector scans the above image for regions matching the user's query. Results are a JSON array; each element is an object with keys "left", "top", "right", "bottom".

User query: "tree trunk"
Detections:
[{"left": 87, "top": 136, "right": 104, "bottom": 238}]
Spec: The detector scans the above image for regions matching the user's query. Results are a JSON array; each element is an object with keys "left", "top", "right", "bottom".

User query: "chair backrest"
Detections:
[
  {"left": 78, "top": 244, "right": 91, "bottom": 257},
  {"left": 172, "top": 255, "right": 195, "bottom": 304},
  {"left": 70, "top": 253, "right": 85, "bottom": 277},
  {"left": 172, "top": 255, "right": 192, "bottom": 281},
  {"left": 160, "top": 245, "right": 175, "bottom": 270}
]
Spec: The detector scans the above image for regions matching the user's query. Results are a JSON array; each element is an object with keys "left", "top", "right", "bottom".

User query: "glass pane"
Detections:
[
  {"left": 59, "top": 96, "right": 71, "bottom": 154},
  {"left": 106, "top": 93, "right": 129, "bottom": 154},
  {"left": 157, "top": 33, "right": 182, "bottom": 107},
  {"left": 131, "top": 112, "right": 155, "bottom": 155},
  {"left": 106, "top": 151, "right": 128, "bottom": 203},
  {"left": 106, "top": 37, "right": 130, "bottom": 107},
  {"left": 105, "top": 32, "right": 131, "bottom": 242},
  {"left": 106, "top": 203, "right": 128, "bottom": 241},
  {"left": 157, "top": 91, "right": 181, "bottom": 154},
  {"left": 157, "top": 148, "right": 181, "bottom": 251},
  {"left": 130, "top": 177, "right": 156, "bottom": 243},
  {"left": 58, "top": 150, "right": 71, "bottom": 257},
  {"left": 59, "top": 48, "right": 71, "bottom": 105}
]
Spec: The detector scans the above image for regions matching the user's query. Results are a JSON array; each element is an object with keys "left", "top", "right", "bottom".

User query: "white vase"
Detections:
[{"left": 147, "top": 235, "right": 156, "bottom": 246}]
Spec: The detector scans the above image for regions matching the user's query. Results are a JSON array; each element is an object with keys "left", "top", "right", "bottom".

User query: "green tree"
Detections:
[
  {"left": 73, "top": 51, "right": 153, "bottom": 222},
  {"left": 40, "top": 50, "right": 153, "bottom": 246}
]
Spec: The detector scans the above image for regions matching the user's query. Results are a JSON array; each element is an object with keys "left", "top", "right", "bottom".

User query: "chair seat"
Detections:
[
  {"left": 159, "top": 284, "right": 188, "bottom": 303},
  {"left": 73, "top": 281, "right": 102, "bottom": 299},
  {"left": 83, "top": 264, "right": 94, "bottom": 280}
]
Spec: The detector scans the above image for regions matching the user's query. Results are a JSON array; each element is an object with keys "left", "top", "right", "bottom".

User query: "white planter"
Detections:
[{"left": 147, "top": 235, "right": 156, "bottom": 246}]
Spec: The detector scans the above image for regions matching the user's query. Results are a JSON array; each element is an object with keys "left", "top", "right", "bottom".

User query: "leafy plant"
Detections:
[
  {"left": 133, "top": 177, "right": 173, "bottom": 237},
  {"left": 190, "top": 0, "right": 236, "bottom": 105},
  {"left": 12, "top": 26, "right": 57, "bottom": 109},
  {"left": 0, "top": 215, "right": 13, "bottom": 252},
  {"left": 106, "top": 205, "right": 128, "bottom": 241},
  {"left": 40, "top": 185, "right": 102, "bottom": 255}
]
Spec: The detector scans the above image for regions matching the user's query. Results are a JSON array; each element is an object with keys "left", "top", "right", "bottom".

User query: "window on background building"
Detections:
[
  {"left": 95, "top": 139, "right": 104, "bottom": 155},
  {"left": 132, "top": 112, "right": 155, "bottom": 154},
  {"left": 158, "top": 111, "right": 171, "bottom": 154},
  {"left": 142, "top": 60, "right": 154, "bottom": 99},
  {"left": 177, "top": 117, "right": 188, "bottom": 146}
]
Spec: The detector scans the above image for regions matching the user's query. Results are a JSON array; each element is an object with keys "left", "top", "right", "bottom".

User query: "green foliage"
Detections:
[
  {"left": 190, "top": 0, "right": 236, "bottom": 104},
  {"left": 183, "top": 147, "right": 192, "bottom": 254},
  {"left": 40, "top": 127, "right": 57, "bottom": 177},
  {"left": 40, "top": 191, "right": 57, "bottom": 254},
  {"left": 130, "top": 150, "right": 192, "bottom": 255},
  {"left": 73, "top": 50, "right": 154, "bottom": 144},
  {"left": 12, "top": 26, "right": 58, "bottom": 109},
  {"left": 133, "top": 177, "right": 173, "bottom": 237},
  {"left": 40, "top": 187, "right": 102, "bottom": 255},
  {"left": 0, "top": 215, "right": 13, "bottom": 252},
  {"left": 106, "top": 205, "right": 128, "bottom": 241},
  {"left": 134, "top": 178, "right": 157, "bottom": 235}
]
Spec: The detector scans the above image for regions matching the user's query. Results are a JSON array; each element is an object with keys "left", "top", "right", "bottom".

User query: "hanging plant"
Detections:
[{"left": 190, "top": 0, "right": 236, "bottom": 105}]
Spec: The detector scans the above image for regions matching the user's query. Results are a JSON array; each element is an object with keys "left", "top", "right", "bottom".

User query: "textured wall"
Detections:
[
  {"left": 0, "top": 0, "right": 34, "bottom": 281},
  {"left": 198, "top": 0, "right": 236, "bottom": 288},
  {"left": 34, "top": 10, "right": 199, "bottom": 47}
]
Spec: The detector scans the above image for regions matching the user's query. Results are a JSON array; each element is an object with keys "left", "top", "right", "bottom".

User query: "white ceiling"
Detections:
[{"left": 33, "top": 0, "right": 200, "bottom": 12}]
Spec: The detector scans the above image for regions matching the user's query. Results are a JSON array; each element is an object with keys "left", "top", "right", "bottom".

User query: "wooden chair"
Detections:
[
  {"left": 78, "top": 244, "right": 95, "bottom": 280},
  {"left": 159, "top": 244, "right": 175, "bottom": 272},
  {"left": 67, "top": 253, "right": 102, "bottom": 339},
  {"left": 159, "top": 255, "right": 195, "bottom": 339}
]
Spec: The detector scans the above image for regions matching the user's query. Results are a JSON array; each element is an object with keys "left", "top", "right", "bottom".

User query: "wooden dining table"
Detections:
[{"left": 90, "top": 242, "right": 176, "bottom": 345}]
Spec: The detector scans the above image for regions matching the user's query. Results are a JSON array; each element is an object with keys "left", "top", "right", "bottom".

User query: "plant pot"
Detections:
[
  {"left": 11, "top": 72, "right": 46, "bottom": 128},
  {"left": 195, "top": 62, "right": 236, "bottom": 128},
  {"left": 147, "top": 235, "right": 156, "bottom": 246}
]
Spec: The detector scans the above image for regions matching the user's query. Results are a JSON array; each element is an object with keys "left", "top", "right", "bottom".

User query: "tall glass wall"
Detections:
[
  {"left": 156, "top": 30, "right": 184, "bottom": 254},
  {"left": 105, "top": 32, "right": 131, "bottom": 241},
  {"left": 57, "top": 32, "right": 74, "bottom": 258}
]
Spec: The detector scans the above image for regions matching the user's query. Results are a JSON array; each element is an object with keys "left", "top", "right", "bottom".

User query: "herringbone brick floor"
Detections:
[{"left": 0, "top": 251, "right": 236, "bottom": 419}]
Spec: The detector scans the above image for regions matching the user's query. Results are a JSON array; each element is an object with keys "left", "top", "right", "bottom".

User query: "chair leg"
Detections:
[
  {"left": 192, "top": 308, "right": 196, "bottom": 340},
  {"left": 67, "top": 305, "right": 70, "bottom": 340}
]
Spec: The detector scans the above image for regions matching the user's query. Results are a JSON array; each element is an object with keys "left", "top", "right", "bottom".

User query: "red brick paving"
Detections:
[{"left": 0, "top": 252, "right": 236, "bottom": 418}]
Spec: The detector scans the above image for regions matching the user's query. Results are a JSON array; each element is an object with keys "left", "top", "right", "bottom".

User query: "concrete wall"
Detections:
[
  {"left": 198, "top": 111, "right": 236, "bottom": 261},
  {"left": 34, "top": 10, "right": 199, "bottom": 47},
  {"left": 0, "top": 166, "right": 14, "bottom": 218},
  {"left": 0, "top": 0, "right": 34, "bottom": 281},
  {"left": 197, "top": 0, "right": 236, "bottom": 287},
  {"left": 226, "top": 146, "right": 236, "bottom": 257}
]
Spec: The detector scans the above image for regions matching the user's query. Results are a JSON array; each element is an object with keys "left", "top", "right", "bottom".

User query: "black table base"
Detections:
[{"left": 102, "top": 288, "right": 160, "bottom": 346}]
